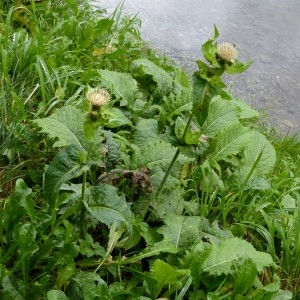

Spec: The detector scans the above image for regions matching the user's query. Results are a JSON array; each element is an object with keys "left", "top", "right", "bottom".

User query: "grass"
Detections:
[{"left": 0, "top": 0, "right": 300, "bottom": 299}]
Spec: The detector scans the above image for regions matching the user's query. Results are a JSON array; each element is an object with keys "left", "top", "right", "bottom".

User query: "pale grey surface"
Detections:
[{"left": 93, "top": 0, "right": 300, "bottom": 134}]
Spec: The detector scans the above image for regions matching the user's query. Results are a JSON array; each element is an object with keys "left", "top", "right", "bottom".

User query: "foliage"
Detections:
[{"left": 0, "top": 1, "right": 299, "bottom": 299}]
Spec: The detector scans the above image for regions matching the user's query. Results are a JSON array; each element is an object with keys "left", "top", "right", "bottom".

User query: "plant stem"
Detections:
[
  {"left": 156, "top": 112, "right": 194, "bottom": 196},
  {"left": 156, "top": 82, "right": 209, "bottom": 196},
  {"left": 80, "top": 171, "right": 87, "bottom": 238},
  {"left": 80, "top": 143, "right": 94, "bottom": 238}
]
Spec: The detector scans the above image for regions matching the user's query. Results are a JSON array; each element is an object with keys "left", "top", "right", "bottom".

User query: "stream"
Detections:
[{"left": 93, "top": 0, "right": 300, "bottom": 134}]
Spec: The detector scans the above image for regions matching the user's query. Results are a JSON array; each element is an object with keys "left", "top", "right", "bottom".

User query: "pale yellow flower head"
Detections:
[
  {"left": 86, "top": 88, "right": 111, "bottom": 107},
  {"left": 217, "top": 42, "right": 238, "bottom": 63}
]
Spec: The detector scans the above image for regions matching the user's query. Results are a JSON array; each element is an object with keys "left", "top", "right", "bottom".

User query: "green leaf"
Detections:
[
  {"left": 98, "top": 69, "right": 138, "bottom": 106},
  {"left": 131, "top": 58, "right": 173, "bottom": 96},
  {"left": 225, "top": 60, "right": 252, "bottom": 74},
  {"left": 211, "top": 124, "right": 252, "bottom": 161},
  {"left": 158, "top": 215, "right": 207, "bottom": 249},
  {"left": 34, "top": 106, "right": 85, "bottom": 148},
  {"left": 183, "top": 242, "right": 211, "bottom": 288},
  {"left": 47, "top": 290, "right": 68, "bottom": 300},
  {"left": 83, "top": 184, "right": 133, "bottom": 232},
  {"left": 3, "top": 179, "right": 33, "bottom": 237},
  {"left": 232, "top": 258, "right": 257, "bottom": 296},
  {"left": 147, "top": 260, "right": 189, "bottom": 298},
  {"left": 105, "top": 107, "right": 132, "bottom": 128},
  {"left": 70, "top": 272, "right": 113, "bottom": 300},
  {"left": 202, "top": 96, "right": 240, "bottom": 137},
  {"left": 44, "top": 144, "right": 88, "bottom": 209},
  {"left": 162, "top": 89, "right": 193, "bottom": 121},
  {"left": 242, "top": 131, "right": 276, "bottom": 175},
  {"left": 132, "top": 140, "right": 191, "bottom": 175},
  {"left": 201, "top": 26, "right": 219, "bottom": 66},
  {"left": 133, "top": 118, "right": 159, "bottom": 147},
  {"left": 231, "top": 98, "right": 260, "bottom": 120},
  {"left": 121, "top": 241, "right": 178, "bottom": 264},
  {"left": 202, "top": 237, "right": 273, "bottom": 276},
  {"left": 15, "top": 223, "right": 39, "bottom": 256}
]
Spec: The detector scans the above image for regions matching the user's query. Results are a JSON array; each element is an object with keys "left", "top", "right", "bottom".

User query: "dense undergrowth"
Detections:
[{"left": 0, "top": 0, "right": 300, "bottom": 299}]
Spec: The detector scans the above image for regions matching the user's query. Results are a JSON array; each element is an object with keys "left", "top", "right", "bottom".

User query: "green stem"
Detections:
[
  {"left": 156, "top": 82, "right": 209, "bottom": 197},
  {"left": 156, "top": 112, "right": 194, "bottom": 196},
  {"left": 80, "top": 171, "right": 87, "bottom": 238},
  {"left": 156, "top": 148, "right": 180, "bottom": 196},
  {"left": 80, "top": 143, "right": 94, "bottom": 238}
]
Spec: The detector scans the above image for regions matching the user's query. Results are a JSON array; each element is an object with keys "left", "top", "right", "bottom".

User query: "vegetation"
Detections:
[{"left": 0, "top": 0, "right": 299, "bottom": 299}]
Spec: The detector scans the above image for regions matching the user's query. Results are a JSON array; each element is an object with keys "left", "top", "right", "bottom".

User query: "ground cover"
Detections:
[{"left": 0, "top": 0, "right": 299, "bottom": 299}]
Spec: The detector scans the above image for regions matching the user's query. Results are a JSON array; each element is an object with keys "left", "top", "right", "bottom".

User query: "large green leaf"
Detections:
[
  {"left": 242, "top": 131, "right": 276, "bottom": 175},
  {"left": 105, "top": 107, "right": 132, "bottom": 128},
  {"left": 202, "top": 237, "right": 273, "bottom": 276},
  {"left": 98, "top": 69, "right": 139, "bottom": 106},
  {"left": 162, "top": 89, "right": 193, "bottom": 121},
  {"left": 132, "top": 140, "right": 191, "bottom": 175},
  {"left": 202, "top": 96, "right": 240, "bottom": 137},
  {"left": 44, "top": 144, "right": 88, "bottom": 209},
  {"left": 211, "top": 124, "right": 252, "bottom": 161},
  {"left": 131, "top": 58, "right": 173, "bottom": 96},
  {"left": 133, "top": 118, "right": 159, "bottom": 147},
  {"left": 83, "top": 184, "right": 133, "bottom": 232},
  {"left": 231, "top": 98, "right": 260, "bottom": 120},
  {"left": 157, "top": 215, "right": 207, "bottom": 249},
  {"left": 34, "top": 106, "right": 85, "bottom": 148}
]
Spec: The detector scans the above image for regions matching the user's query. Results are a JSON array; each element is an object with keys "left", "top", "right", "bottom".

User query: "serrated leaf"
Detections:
[
  {"left": 152, "top": 185, "right": 185, "bottom": 217},
  {"left": 202, "top": 237, "right": 273, "bottom": 276},
  {"left": 131, "top": 58, "right": 173, "bottom": 96},
  {"left": 44, "top": 144, "right": 88, "bottom": 209},
  {"left": 242, "top": 131, "right": 276, "bottom": 175},
  {"left": 105, "top": 107, "right": 132, "bottom": 128},
  {"left": 158, "top": 215, "right": 207, "bottom": 249},
  {"left": 211, "top": 124, "right": 252, "bottom": 161},
  {"left": 98, "top": 69, "right": 138, "bottom": 106},
  {"left": 133, "top": 140, "right": 191, "bottom": 175},
  {"left": 121, "top": 241, "right": 178, "bottom": 264},
  {"left": 202, "top": 96, "right": 240, "bottom": 137},
  {"left": 83, "top": 184, "right": 133, "bottom": 232},
  {"left": 163, "top": 89, "right": 193, "bottom": 120},
  {"left": 231, "top": 98, "right": 260, "bottom": 119},
  {"left": 232, "top": 258, "right": 257, "bottom": 296},
  {"left": 34, "top": 106, "right": 85, "bottom": 148},
  {"left": 133, "top": 118, "right": 159, "bottom": 147}
]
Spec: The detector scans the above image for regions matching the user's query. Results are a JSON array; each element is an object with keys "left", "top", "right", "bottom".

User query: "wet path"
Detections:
[{"left": 94, "top": 0, "right": 300, "bottom": 133}]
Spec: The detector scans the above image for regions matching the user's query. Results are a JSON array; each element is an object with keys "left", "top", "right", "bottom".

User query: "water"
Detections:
[{"left": 93, "top": 0, "right": 300, "bottom": 134}]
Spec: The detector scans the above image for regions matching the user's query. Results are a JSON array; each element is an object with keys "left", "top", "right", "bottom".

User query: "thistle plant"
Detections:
[{"left": 157, "top": 26, "right": 251, "bottom": 195}]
